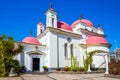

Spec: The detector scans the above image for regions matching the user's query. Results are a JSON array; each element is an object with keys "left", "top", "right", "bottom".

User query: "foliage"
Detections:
[
  {"left": 64, "top": 66, "right": 69, "bottom": 71},
  {"left": 20, "top": 66, "right": 26, "bottom": 73},
  {"left": 42, "top": 65, "right": 48, "bottom": 72},
  {"left": 109, "top": 60, "right": 120, "bottom": 75},
  {"left": 42, "top": 65, "right": 48, "bottom": 69},
  {"left": 83, "top": 51, "right": 94, "bottom": 72},
  {"left": 70, "top": 56, "right": 79, "bottom": 71},
  {"left": 56, "top": 68, "right": 60, "bottom": 71},
  {"left": 98, "top": 67, "right": 103, "bottom": 71},
  {"left": 110, "top": 57, "right": 115, "bottom": 63},
  {"left": 0, "top": 34, "right": 23, "bottom": 77},
  {"left": 11, "top": 59, "right": 21, "bottom": 74},
  {"left": 79, "top": 67, "right": 84, "bottom": 72},
  {"left": 20, "top": 66, "right": 26, "bottom": 70},
  {"left": 83, "top": 50, "right": 104, "bottom": 72}
]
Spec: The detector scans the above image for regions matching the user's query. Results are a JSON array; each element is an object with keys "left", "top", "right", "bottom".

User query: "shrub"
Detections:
[
  {"left": 42, "top": 66, "right": 48, "bottom": 69},
  {"left": 64, "top": 66, "right": 69, "bottom": 71},
  {"left": 20, "top": 66, "right": 26, "bottom": 73},
  {"left": 70, "top": 56, "right": 79, "bottom": 72},
  {"left": 109, "top": 61, "right": 120, "bottom": 75},
  {"left": 10, "top": 59, "right": 21, "bottom": 75},
  {"left": 56, "top": 68, "right": 60, "bottom": 71},
  {"left": 42, "top": 66, "right": 48, "bottom": 72},
  {"left": 80, "top": 67, "right": 84, "bottom": 72}
]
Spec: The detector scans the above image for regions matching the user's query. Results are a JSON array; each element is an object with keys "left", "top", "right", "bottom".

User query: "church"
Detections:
[{"left": 15, "top": 5, "right": 111, "bottom": 74}]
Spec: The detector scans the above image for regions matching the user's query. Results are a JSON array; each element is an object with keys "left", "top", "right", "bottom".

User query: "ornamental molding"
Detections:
[
  {"left": 87, "top": 43, "right": 111, "bottom": 48},
  {"left": 47, "top": 27, "right": 82, "bottom": 38},
  {"left": 80, "top": 28, "right": 106, "bottom": 37}
]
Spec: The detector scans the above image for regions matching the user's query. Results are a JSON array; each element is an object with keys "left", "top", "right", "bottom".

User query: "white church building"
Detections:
[{"left": 15, "top": 5, "right": 111, "bottom": 74}]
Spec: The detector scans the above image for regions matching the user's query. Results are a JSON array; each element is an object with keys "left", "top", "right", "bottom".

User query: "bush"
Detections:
[
  {"left": 0, "top": 58, "right": 21, "bottom": 77},
  {"left": 10, "top": 59, "right": 21, "bottom": 75},
  {"left": 64, "top": 66, "right": 69, "bottom": 71},
  {"left": 80, "top": 67, "right": 84, "bottom": 72},
  {"left": 20, "top": 66, "right": 26, "bottom": 73},
  {"left": 70, "top": 56, "right": 79, "bottom": 72},
  {"left": 109, "top": 61, "right": 120, "bottom": 75},
  {"left": 42, "top": 66, "right": 48, "bottom": 69},
  {"left": 42, "top": 66, "right": 48, "bottom": 72},
  {"left": 56, "top": 68, "right": 60, "bottom": 71}
]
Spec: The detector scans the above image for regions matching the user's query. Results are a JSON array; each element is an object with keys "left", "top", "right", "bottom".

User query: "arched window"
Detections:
[
  {"left": 70, "top": 44, "right": 73, "bottom": 57},
  {"left": 64, "top": 43, "right": 68, "bottom": 58},
  {"left": 40, "top": 29, "right": 42, "bottom": 33},
  {"left": 52, "top": 18, "right": 54, "bottom": 27}
]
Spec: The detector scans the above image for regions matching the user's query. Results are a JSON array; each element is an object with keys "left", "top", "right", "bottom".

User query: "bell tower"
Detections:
[
  {"left": 46, "top": 4, "right": 57, "bottom": 28},
  {"left": 37, "top": 19, "right": 44, "bottom": 36}
]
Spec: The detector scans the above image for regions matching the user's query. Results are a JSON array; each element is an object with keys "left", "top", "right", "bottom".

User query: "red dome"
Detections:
[
  {"left": 86, "top": 36, "right": 108, "bottom": 45},
  {"left": 71, "top": 19, "right": 94, "bottom": 28},
  {"left": 22, "top": 36, "right": 40, "bottom": 45},
  {"left": 57, "top": 21, "right": 72, "bottom": 31}
]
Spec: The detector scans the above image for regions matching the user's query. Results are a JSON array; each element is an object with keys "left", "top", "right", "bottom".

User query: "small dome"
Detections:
[
  {"left": 22, "top": 36, "right": 40, "bottom": 45},
  {"left": 38, "top": 22, "right": 44, "bottom": 27},
  {"left": 57, "top": 21, "right": 72, "bottom": 31},
  {"left": 86, "top": 36, "right": 108, "bottom": 45},
  {"left": 71, "top": 19, "right": 94, "bottom": 28},
  {"left": 97, "top": 27, "right": 102, "bottom": 30}
]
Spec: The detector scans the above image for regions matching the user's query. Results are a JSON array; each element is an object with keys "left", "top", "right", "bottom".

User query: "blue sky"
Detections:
[{"left": 0, "top": 0, "right": 120, "bottom": 51}]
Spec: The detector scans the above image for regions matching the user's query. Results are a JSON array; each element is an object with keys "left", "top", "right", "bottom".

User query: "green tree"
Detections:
[{"left": 0, "top": 34, "right": 23, "bottom": 76}]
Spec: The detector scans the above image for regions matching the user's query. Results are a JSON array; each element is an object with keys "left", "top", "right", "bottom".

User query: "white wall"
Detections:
[
  {"left": 92, "top": 55, "right": 105, "bottom": 68},
  {"left": 49, "top": 31, "right": 85, "bottom": 68},
  {"left": 16, "top": 44, "right": 46, "bottom": 71},
  {"left": 87, "top": 45, "right": 109, "bottom": 68}
]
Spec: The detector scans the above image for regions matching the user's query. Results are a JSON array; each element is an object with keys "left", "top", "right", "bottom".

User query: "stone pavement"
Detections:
[{"left": 0, "top": 73, "right": 119, "bottom": 80}]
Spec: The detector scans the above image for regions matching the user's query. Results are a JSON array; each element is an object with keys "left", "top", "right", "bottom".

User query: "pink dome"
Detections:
[
  {"left": 57, "top": 21, "right": 72, "bottom": 31},
  {"left": 38, "top": 22, "right": 44, "bottom": 27},
  {"left": 71, "top": 19, "right": 94, "bottom": 28},
  {"left": 86, "top": 36, "right": 108, "bottom": 45},
  {"left": 22, "top": 36, "right": 40, "bottom": 45}
]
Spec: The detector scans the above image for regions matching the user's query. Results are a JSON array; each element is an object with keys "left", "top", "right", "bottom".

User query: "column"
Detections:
[
  {"left": 87, "top": 64, "right": 91, "bottom": 72},
  {"left": 105, "top": 54, "right": 109, "bottom": 74}
]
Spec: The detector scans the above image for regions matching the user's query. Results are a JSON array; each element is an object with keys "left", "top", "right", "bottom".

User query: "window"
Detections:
[
  {"left": 40, "top": 29, "right": 42, "bottom": 33},
  {"left": 52, "top": 18, "right": 54, "bottom": 27},
  {"left": 64, "top": 43, "right": 68, "bottom": 58},
  {"left": 70, "top": 44, "right": 73, "bottom": 57}
]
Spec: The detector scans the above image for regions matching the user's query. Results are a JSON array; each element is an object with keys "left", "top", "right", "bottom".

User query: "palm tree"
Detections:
[{"left": 0, "top": 34, "right": 23, "bottom": 76}]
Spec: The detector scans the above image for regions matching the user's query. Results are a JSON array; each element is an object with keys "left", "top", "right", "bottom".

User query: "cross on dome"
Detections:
[
  {"left": 97, "top": 24, "right": 102, "bottom": 30},
  {"left": 50, "top": 3, "right": 53, "bottom": 10},
  {"left": 30, "top": 31, "right": 32, "bottom": 36},
  {"left": 79, "top": 14, "right": 83, "bottom": 20}
]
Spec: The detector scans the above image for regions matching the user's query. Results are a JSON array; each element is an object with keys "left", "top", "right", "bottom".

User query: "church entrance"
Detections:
[{"left": 32, "top": 58, "right": 40, "bottom": 71}]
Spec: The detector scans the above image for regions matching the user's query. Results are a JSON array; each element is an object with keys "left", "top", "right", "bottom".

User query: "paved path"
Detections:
[{"left": 0, "top": 73, "right": 119, "bottom": 80}]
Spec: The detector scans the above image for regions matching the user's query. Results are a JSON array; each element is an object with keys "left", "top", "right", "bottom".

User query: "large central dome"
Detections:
[{"left": 71, "top": 19, "right": 94, "bottom": 28}]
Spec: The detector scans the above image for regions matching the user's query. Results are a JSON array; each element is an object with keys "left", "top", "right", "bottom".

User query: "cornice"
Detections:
[
  {"left": 79, "top": 43, "right": 111, "bottom": 48},
  {"left": 87, "top": 43, "right": 112, "bottom": 48},
  {"left": 80, "top": 29, "right": 106, "bottom": 37},
  {"left": 47, "top": 27, "right": 82, "bottom": 38}
]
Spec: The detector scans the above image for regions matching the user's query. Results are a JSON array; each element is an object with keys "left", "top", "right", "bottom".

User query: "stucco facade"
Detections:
[{"left": 15, "top": 5, "right": 111, "bottom": 74}]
